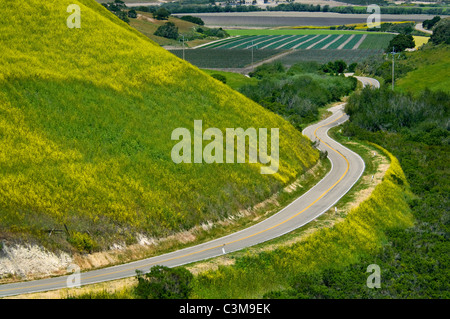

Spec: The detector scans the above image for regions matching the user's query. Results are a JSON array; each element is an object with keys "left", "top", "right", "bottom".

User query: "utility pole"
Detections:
[
  {"left": 391, "top": 46, "right": 397, "bottom": 90},
  {"left": 181, "top": 35, "right": 185, "bottom": 60}
]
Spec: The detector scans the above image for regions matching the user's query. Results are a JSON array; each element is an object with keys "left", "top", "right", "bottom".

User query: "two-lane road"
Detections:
[{"left": 0, "top": 77, "right": 379, "bottom": 298}]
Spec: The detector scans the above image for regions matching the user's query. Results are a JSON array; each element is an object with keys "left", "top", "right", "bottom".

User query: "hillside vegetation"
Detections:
[{"left": 0, "top": 0, "right": 318, "bottom": 253}]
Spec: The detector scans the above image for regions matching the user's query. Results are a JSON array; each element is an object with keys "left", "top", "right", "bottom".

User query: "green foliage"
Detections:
[
  {"left": 210, "top": 73, "right": 226, "bottom": 84},
  {"left": 270, "top": 88, "right": 450, "bottom": 299},
  {"left": 127, "top": 9, "right": 137, "bottom": 19},
  {"left": 321, "top": 60, "right": 347, "bottom": 74},
  {"left": 202, "top": 27, "right": 229, "bottom": 38},
  {"left": 386, "top": 34, "right": 415, "bottom": 53},
  {"left": 180, "top": 15, "right": 205, "bottom": 26},
  {"left": 431, "top": 18, "right": 450, "bottom": 45},
  {"left": 154, "top": 22, "right": 179, "bottom": 40},
  {"left": 249, "top": 61, "right": 285, "bottom": 80},
  {"left": 422, "top": 16, "right": 441, "bottom": 30},
  {"left": 102, "top": 0, "right": 129, "bottom": 24},
  {"left": 192, "top": 144, "right": 414, "bottom": 298},
  {"left": 241, "top": 62, "right": 357, "bottom": 130},
  {"left": 135, "top": 266, "right": 193, "bottom": 299},
  {"left": 153, "top": 7, "right": 171, "bottom": 20},
  {"left": 345, "top": 87, "right": 450, "bottom": 142},
  {"left": 368, "top": 22, "right": 415, "bottom": 35},
  {"left": 67, "top": 232, "right": 97, "bottom": 253}
]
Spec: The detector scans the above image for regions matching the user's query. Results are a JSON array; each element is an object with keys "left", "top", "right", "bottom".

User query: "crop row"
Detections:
[{"left": 198, "top": 34, "right": 389, "bottom": 51}]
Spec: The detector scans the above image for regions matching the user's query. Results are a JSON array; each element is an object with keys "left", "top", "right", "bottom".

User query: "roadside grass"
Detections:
[
  {"left": 189, "top": 130, "right": 413, "bottom": 298},
  {"left": 395, "top": 44, "right": 450, "bottom": 94}
]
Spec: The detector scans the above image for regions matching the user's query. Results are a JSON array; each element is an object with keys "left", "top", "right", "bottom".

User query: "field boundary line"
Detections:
[
  {"left": 275, "top": 35, "right": 307, "bottom": 50},
  {"left": 291, "top": 35, "right": 320, "bottom": 49},
  {"left": 352, "top": 34, "right": 367, "bottom": 50},
  {"left": 321, "top": 34, "right": 343, "bottom": 50},
  {"left": 192, "top": 36, "right": 241, "bottom": 49},
  {"left": 337, "top": 34, "right": 355, "bottom": 50},
  {"left": 260, "top": 35, "right": 296, "bottom": 50},
  {"left": 306, "top": 34, "right": 332, "bottom": 50}
]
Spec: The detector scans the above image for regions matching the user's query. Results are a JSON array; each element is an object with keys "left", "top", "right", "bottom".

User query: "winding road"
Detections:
[{"left": 0, "top": 76, "right": 379, "bottom": 298}]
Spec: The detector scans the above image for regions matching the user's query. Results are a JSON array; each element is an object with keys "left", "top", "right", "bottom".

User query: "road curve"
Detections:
[{"left": 0, "top": 77, "right": 379, "bottom": 298}]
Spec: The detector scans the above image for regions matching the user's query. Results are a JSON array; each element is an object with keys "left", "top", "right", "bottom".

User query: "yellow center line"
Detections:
[{"left": 1, "top": 113, "right": 350, "bottom": 294}]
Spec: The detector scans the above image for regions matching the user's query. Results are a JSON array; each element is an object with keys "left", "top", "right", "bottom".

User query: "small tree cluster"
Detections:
[
  {"left": 321, "top": 60, "right": 347, "bottom": 74},
  {"left": 386, "top": 34, "right": 415, "bottom": 53},
  {"left": 153, "top": 7, "right": 171, "bottom": 20},
  {"left": 430, "top": 18, "right": 450, "bottom": 45},
  {"left": 154, "top": 22, "right": 179, "bottom": 40},
  {"left": 134, "top": 266, "right": 193, "bottom": 299},
  {"left": 422, "top": 16, "right": 441, "bottom": 30}
]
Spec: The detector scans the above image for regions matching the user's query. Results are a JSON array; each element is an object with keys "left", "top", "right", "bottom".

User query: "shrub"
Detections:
[
  {"left": 386, "top": 34, "right": 415, "bottom": 52},
  {"left": 135, "top": 266, "right": 193, "bottom": 299},
  {"left": 430, "top": 18, "right": 450, "bottom": 45},
  {"left": 154, "top": 22, "right": 179, "bottom": 40},
  {"left": 153, "top": 7, "right": 171, "bottom": 20},
  {"left": 211, "top": 73, "right": 227, "bottom": 84},
  {"left": 68, "top": 232, "right": 97, "bottom": 253},
  {"left": 180, "top": 15, "right": 205, "bottom": 25}
]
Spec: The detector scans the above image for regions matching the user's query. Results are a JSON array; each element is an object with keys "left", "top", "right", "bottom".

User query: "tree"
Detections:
[
  {"left": 430, "top": 18, "right": 450, "bottom": 45},
  {"left": 127, "top": 9, "right": 137, "bottom": 19},
  {"left": 134, "top": 266, "right": 193, "bottom": 299},
  {"left": 422, "top": 16, "right": 441, "bottom": 30},
  {"left": 154, "top": 22, "right": 179, "bottom": 40},
  {"left": 386, "top": 34, "right": 415, "bottom": 53},
  {"left": 334, "top": 60, "right": 347, "bottom": 74},
  {"left": 348, "top": 62, "right": 358, "bottom": 73},
  {"left": 180, "top": 15, "right": 205, "bottom": 25},
  {"left": 153, "top": 7, "right": 171, "bottom": 20}
]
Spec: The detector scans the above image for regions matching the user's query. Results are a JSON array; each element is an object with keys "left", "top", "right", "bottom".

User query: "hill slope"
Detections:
[
  {"left": 0, "top": 0, "right": 317, "bottom": 252},
  {"left": 396, "top": 44, "right": 450, "bottom": 94}
]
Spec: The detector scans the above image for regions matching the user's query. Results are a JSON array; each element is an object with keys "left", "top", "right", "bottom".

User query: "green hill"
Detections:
[
  {"left": 0, "top": 0, "right": 317, "bottom": 252},
  {"left": 396, "top": 44, "right": 450, "bottom": 94}
]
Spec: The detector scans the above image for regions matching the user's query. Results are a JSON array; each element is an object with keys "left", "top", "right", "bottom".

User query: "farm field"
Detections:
[
  {"left": 168, "top": 49, "right": 284, "bottom": 68},
  {"left": 277, "top": 49, "right": 384, "bottom": 65},
  {"left": 199, "top": 34, "right": 394, "bottom": 50},
  {"left": 172, "top": 33, "right": 394, "bottom": 68}
]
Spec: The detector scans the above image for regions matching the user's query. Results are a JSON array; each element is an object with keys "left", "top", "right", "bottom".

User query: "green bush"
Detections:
[
  {"left": 431, "top": 18, "right": 450, "bottom": 45},
  {"left": 153, "top": 7, "right": 171, "bottom": 20},
  {"left": 135, "top": 266, "right": 193, "bottom": 299},
  {"left": 154, "top": 22, "right": 179, "bottom": 40},
  {"left": 211, "top": 73, "right": 227, "bottom": 84},
  {"left": 180, "top": 15, "right": 205, "bottom": 25},
  {"left": 386, "top": 34, "right": 415, "bottom": 53},
  {"left": 68, "top": 232, "right": 97, "bottom": 253}
]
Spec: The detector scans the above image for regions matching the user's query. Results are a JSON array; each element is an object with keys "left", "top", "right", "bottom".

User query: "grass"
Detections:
[
  {"left": 200, "top": 69, "right": 258, "bottom": 90},
  {"left": 190, "top": 139, "right": 414, "bottom": 298},
  {"left": 395, "top": 44, "right": 450, "bottom": 94},
  {"left": 0, "top": 0, "right": 319, "bottom": 253}
]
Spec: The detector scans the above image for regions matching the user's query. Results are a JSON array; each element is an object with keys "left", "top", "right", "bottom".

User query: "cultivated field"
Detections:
[{"left": 172, "top": 32, "right": 394, "bottom": 68}]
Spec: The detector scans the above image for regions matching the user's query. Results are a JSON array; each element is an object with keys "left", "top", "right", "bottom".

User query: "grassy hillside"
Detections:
[
  {"left": 0, "top": 0, "right": 318, "bottom": 252},
  {"left": 191, "top": 145, "right": 414, "bottom": 298},
  {"left": 396, "top": 44, "right": 450, "bottom": 94}
]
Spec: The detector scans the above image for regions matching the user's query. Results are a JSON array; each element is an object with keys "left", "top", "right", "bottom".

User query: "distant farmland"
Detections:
[{"left": 169, "top": 33, "right": 393, "bottom": 68}]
